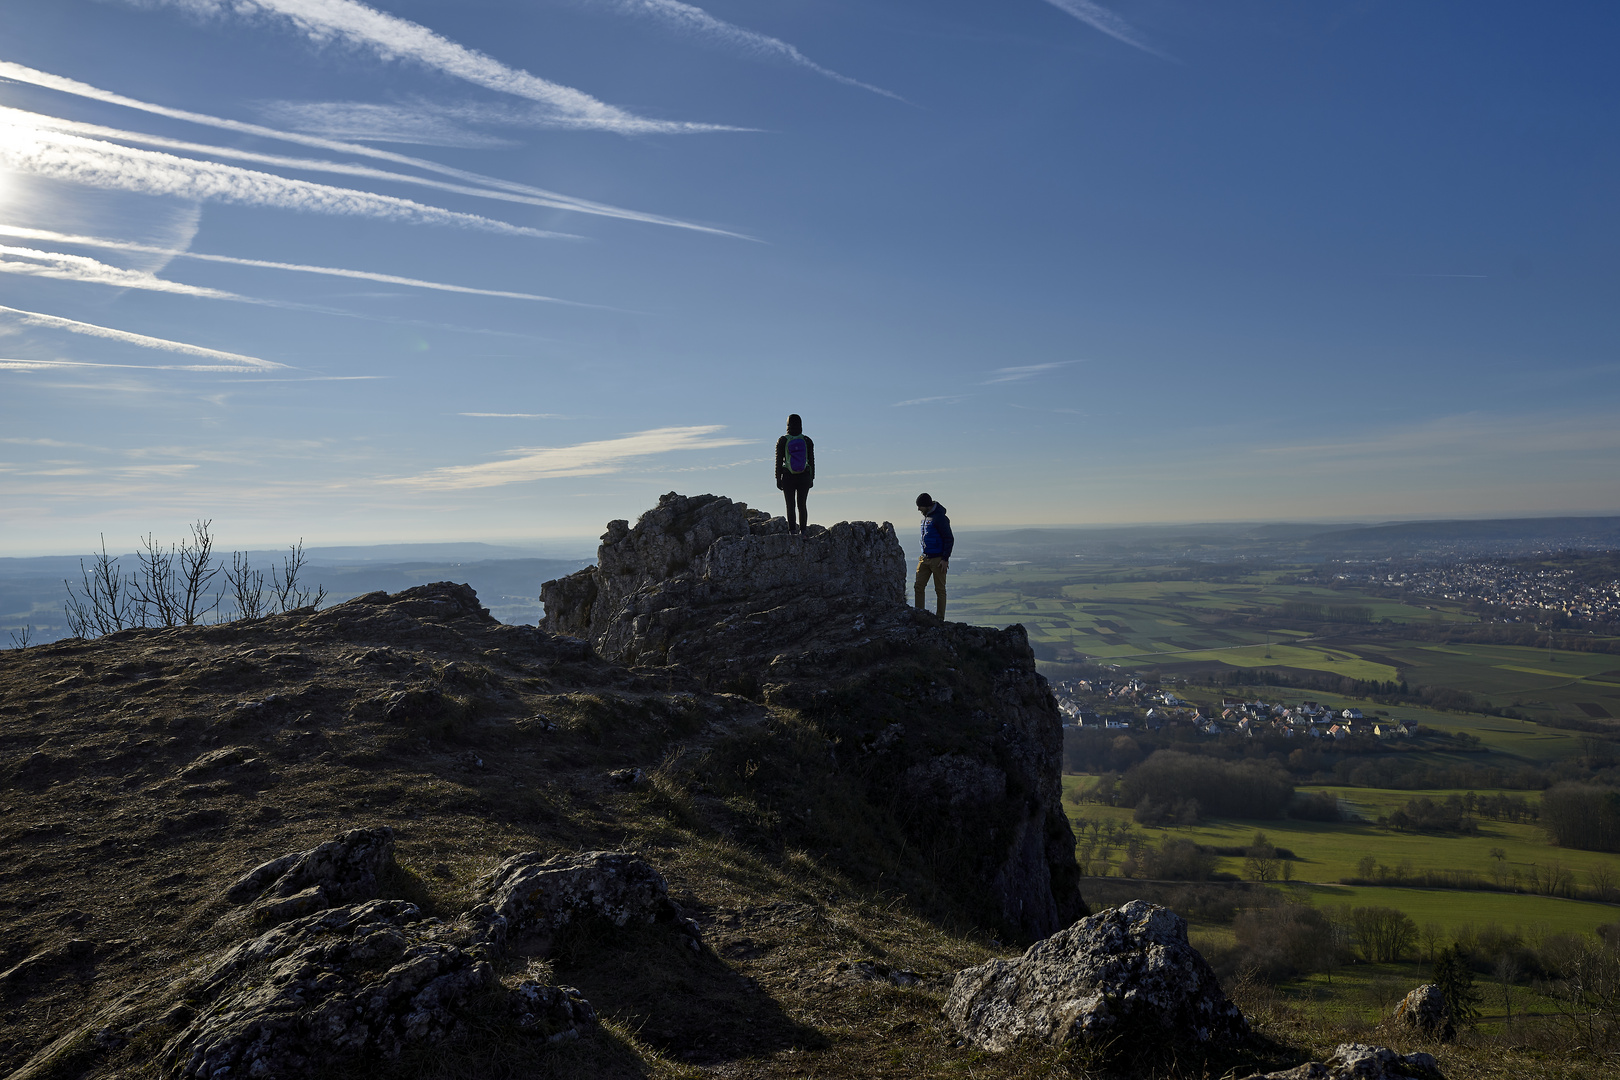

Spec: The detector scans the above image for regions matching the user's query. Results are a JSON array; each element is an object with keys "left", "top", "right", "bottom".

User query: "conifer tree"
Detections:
[{"left": 1432, "top": 943, "right": 1481, "bottom": 1030}]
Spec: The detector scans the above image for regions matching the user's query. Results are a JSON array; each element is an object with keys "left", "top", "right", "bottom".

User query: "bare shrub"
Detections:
[
  {"left": 63, "top": 535, "right": 133, "bottom": 638},
  {"left": 62, "top": 524, "right": 326, "bottom": 638},
  {"left": 225, "top": 550, "right": 268, "bottom": 620},
  {"left": 130, "top": 520, "right": 221, "bottom": 627},
  {"left": 270, "top": 540, "right": 327, "bottom": 612}
]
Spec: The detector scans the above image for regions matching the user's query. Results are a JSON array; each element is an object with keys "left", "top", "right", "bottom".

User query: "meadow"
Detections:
[
  {"left": 1061, "top": 778, "right": 1618, "bottom": 937},
  {"left": 949, "top": 562, "right": 1620, "bottom": 729}
]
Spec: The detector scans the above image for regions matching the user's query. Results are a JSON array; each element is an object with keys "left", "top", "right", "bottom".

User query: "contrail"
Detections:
[
  {"left": 0, "top": 357, "right": 269, "bottom": 373},
  {"left": 391, "top": 425, "right": 750, "bottom": 489},
  {"left": 0, "top": 62, "right": 751, "bottom": 238},
  {"left": 0, "top": 225, "right": 602, "bottom": 307},
  {"left": 136, "top": 0, "right": 739, "bottom": 134},
  {"left": 0, "top": 304, "right": 283, "bottom": 369},
  {"left": 1040, "top": 0, "right": 1174, "bottom": 60},
  {"left": 7, "top": 105, "right": 726, "bottom": 236},
  {"left": 261, "top": 100, "right": 520, "bottom": 149},
  {"left": 0, "top": 120, "right": 573, "bottom": 239},
  {"left": 0, "top": 244, "right": 245, "bottom": 299},
  {"left": 605, "top": 0, "right": 906, "bottom": 101}
]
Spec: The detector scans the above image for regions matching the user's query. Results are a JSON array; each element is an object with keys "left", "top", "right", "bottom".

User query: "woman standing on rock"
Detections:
[{"left": 775, "top": 413, "right": 815, "bottom": 534}]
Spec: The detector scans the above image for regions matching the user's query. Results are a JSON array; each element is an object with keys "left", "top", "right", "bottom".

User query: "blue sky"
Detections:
[{"left": 1, "top": 0, "right": 1617, "bottom": 554}]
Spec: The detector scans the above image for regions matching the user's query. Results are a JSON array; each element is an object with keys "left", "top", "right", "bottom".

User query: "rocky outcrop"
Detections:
[
  {"left": 161, "top": 900, "right": 494, "bottom": 1079},
  {"left": 540, "top": 493, "right": 1084, "bottom": 941},
  {"left": 943, "top": 901, "right": 1248, "bottom": 1059},
  {"left": 144, "top": 846, "right": 687, "bottom": 1078},
  {"left": 1251, "top": 1043, "right": 1442, "bottom": 1079},
  {"left": 225, "top": 826, "right": 396, "bottom": 926},
  {"left": 541, "top": 491, "right": 905, "bottom": 666},
  {"left": 1391, "top": 983, "right": 1454, "bottom": 1040},
  {"left": 467, "top": 849, "right": 701, "bottom": 954}
]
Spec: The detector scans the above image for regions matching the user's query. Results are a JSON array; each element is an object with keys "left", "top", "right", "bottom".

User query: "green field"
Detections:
[
  {"left": 1061, "top": 779, "right": 1619, "bottom": 937},
  {"left": 949, "top": 563, "right": 1620, "bottom": 728},
  {"left": 1270, "top": 962, "right": 1572, "bottom": 1027}
]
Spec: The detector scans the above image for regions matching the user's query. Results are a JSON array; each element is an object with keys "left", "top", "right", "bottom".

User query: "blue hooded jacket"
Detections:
[{"left": 920, "top": 503, "right": 954, "bottom": 558}]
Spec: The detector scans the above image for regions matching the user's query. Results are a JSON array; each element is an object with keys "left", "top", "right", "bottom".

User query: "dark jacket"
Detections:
[
  {"left": 775, "top": 434, "right": 815, "bottom": 488},
  {"left": 920, "top": 503, "right": 953, "bottom": 558}
]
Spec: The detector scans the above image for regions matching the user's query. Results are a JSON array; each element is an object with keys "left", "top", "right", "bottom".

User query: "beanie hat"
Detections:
[{"left": 916, "top": 493, "right": 933, "bottom": 508}]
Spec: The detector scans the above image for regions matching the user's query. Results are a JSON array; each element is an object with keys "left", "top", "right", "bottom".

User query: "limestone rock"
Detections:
[
  {"left": 943, "top": 900, "right": 1248, "bottom": 1056},
  {"left": 160, "top": 900, "right": 492, "bottom": 1079},
  {"left": 467, "top": 849, "right": 698, "bottom": 954},
  {"left": 510, "top": 981, "right": 597, "bottom": 1040},
  {"left": 1251, "top": 1043, "right": 1442, "bottom": 1079},
  {"left": 540, "top": 493, "right": 1083, "bottom": 942},
  {"left": 225, "top": 827, "right": 395, "bottom": 925},
  {"left": 1391, "top": 983, "right": 1454, "bottom": 1040},
  {"left": 540, "top": 491, "right": 904, "bottom": 665}
]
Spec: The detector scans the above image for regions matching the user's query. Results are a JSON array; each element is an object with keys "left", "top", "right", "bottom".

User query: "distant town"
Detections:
[
  {"left": 1320, "top": 556, "right": 1620, "bottom": 626},
  {"left": 1050, "top": 677, "right": 1417, "bottom": 741}
]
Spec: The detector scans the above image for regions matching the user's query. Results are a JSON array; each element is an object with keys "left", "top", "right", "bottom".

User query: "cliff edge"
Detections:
[{"left": 542, "top": 492, "right": 1085, "bottom": 940}]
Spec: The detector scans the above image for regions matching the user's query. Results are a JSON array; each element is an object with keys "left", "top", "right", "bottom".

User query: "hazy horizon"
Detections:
[{"left": 9, "top": 509, "right": 1620, "bottom": 561}]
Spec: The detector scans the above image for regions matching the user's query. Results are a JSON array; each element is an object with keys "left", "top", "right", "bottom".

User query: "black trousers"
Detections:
[{"left": 781, "top": 475, "right": 811, "bottom": 530}]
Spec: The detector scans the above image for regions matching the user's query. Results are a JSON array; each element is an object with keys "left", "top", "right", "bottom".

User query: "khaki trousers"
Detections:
[{"left": 915, "top": 556, "right": 947, "bottom": 619}]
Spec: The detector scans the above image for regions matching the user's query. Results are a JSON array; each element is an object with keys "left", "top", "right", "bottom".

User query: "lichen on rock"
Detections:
[
  {"left": 943, "top": 900, "right": 1249, "bottom": 1058},
  {"left": 161, "top": 900, "right": 494, "bottom": 1079},
  {"left": 1250, "top": 1043, "right": 1443, "bottom": 1079},
  {"left": 225, "top": 826, "right": 396, "bottom": 926},
  {"left": 467, "top": 849, "right": 699, "bottom": 955},
  {"left": 541, "top": 491, "right": 904, "bottom": 666},
  {"left": 1391, "top": 983, "right": 1454, "bottom": 1041}
]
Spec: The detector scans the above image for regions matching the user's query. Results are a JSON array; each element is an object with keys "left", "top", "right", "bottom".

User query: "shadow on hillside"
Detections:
[{"left": 551, "top": 920, "right": 828, "bottom": 1066}]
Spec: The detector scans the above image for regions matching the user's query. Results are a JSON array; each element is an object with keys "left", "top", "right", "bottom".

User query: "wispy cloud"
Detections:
[
  {"left": 983, "top": 360, "right": 1080, "bottom": 384},
  {"left": 389, "top": 425, "right": 749, "bottom": 489},
  {"left": 0, "top": 305, "right": 283, "bottom": 370},
  {"left": 260, "top": 100, "right": 521, "bottom": 148},
  {"left": 0, "top": 62, "right": 746, "bottom": 237},
  {"left": 458, "top": 412, "right": 571, "bottom": 418},
  {"left": 0, "top": 244, "right": 245, "bottom": 299},
  {"left": 1040, "top": 0, "right": 1173, "bottom": 60},
  {"left": 11, "top": 105, "right": 641, "bottom": 234},
  {"left": 0, "top": 117, "right": 572, "bottom": 239},
  {"left": 0, "top": 225, "right": 603, "bottom": 307},
  {"left": 891, "top": 395, "right": 964, "bottom": 407},
  {"left": 602, "top": 0, "right": 904, "bottom": 101},
  {"left": 142, "top": 0, "right": 739, "bottom": 134},
  {"left": 1010, "top": 403, "right": 1086, "bottom": 415}
]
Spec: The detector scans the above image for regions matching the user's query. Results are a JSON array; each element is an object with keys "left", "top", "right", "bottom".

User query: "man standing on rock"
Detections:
[
  {"left": 775, "top": 413, "right": 815, "bottom": 534},
  {"left": 915, "top": 493, "right": 953, "bottom": 619}
]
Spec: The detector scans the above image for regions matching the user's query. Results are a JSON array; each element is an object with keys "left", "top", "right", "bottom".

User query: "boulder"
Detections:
[
  {"left": 160, "top": 900, "right": 495, "bottom": 1078},
  {"left": 467, "top": 849, "right": 698, "bottom": 954},
  {"left": 1250, "top": 1043, "right": 1442, "bottom": 1079},
  {"left": 1391, "top": 983, "right": 1454, "bottom": 1040},
  {"left": 225, "top": 827, "right": 395, "bottom": 925},
  {"left": 943, "top": 901, "right": 1248, "bottom": 1059}
]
